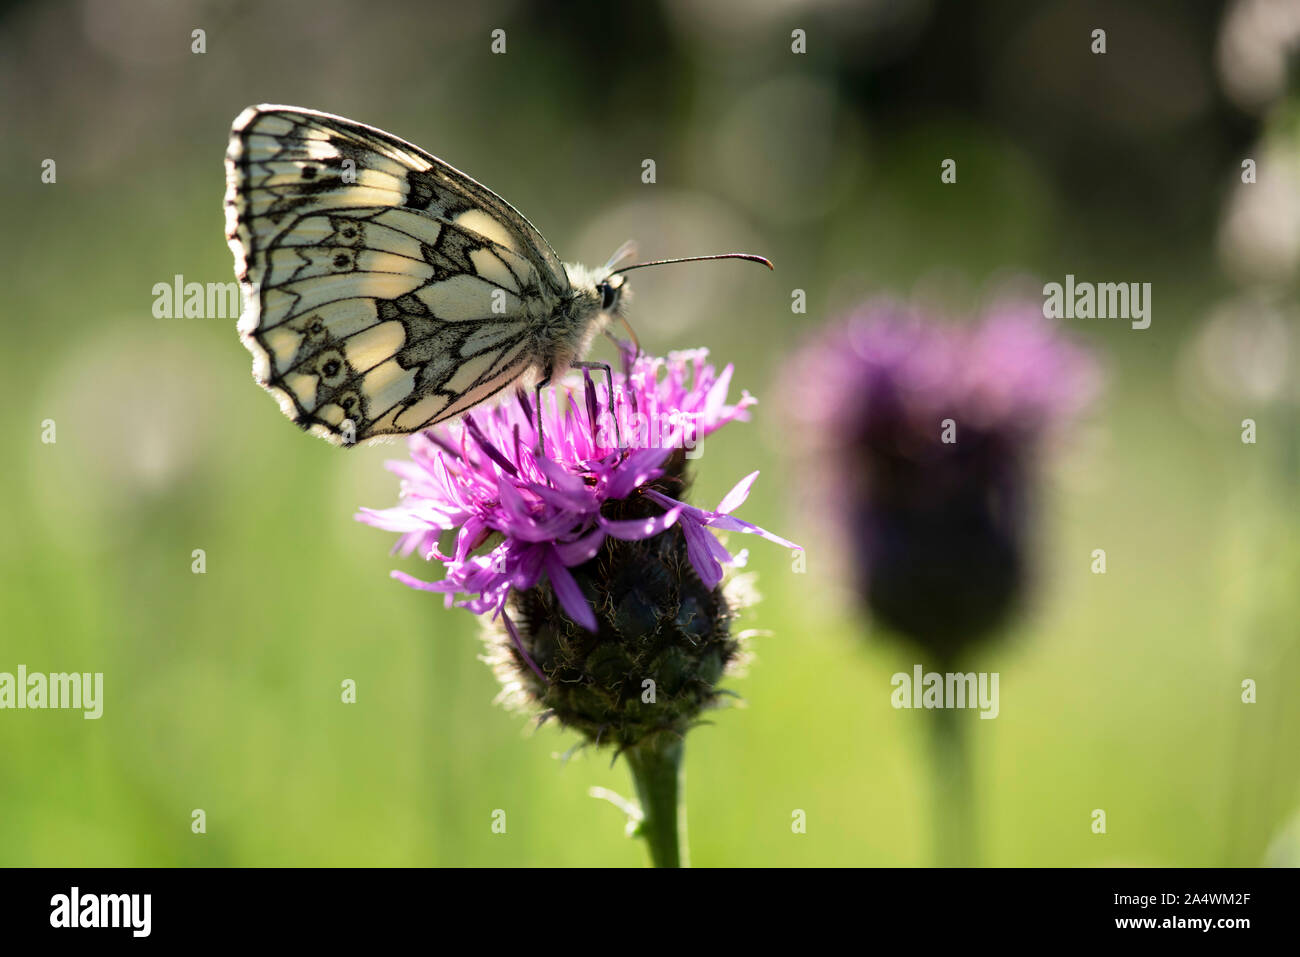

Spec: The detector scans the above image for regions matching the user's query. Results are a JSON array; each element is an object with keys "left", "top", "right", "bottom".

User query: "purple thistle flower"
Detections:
[
  {"left": 787, "top": 300, "right": 1099, "bottom": 659},
  {"left": 358, "top": 347, "right": 797, "bottom": 747}
]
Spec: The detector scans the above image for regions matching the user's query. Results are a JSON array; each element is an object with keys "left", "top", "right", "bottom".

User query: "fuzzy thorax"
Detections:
[{"left": 538, "top": 261, "right": 628, "bottom": 378}]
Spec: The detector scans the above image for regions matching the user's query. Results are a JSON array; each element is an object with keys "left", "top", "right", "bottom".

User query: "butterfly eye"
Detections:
[{"left": 599, "top": 281, "right": 620, "bottom": 312}]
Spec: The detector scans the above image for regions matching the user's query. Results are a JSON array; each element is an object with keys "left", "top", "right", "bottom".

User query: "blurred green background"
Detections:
[{"left": 2, "top": 0, "right": 1298, "bottom": 866}]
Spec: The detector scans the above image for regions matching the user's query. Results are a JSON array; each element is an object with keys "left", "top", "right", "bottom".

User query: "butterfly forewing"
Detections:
[{"left": 225, "top": 105, "right": 570, "bottom": 444}]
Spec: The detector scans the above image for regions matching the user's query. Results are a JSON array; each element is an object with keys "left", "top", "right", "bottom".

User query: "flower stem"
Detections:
[
  {"left": 930, "top": 700, "right": 977, "bottom": 867},
  {"left": 625, "top": 737, "right": 688, "bottom": 868}
]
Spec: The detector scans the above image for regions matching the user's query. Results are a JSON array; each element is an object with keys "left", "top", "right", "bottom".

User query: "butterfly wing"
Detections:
[{"left": 224, "top": 105, "right": 569, "bottom": 445}]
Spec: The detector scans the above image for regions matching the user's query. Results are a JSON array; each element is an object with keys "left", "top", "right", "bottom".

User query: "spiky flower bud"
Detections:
[
  {"left": 498, "top": 453, "right": 738, "bottom": 749},
  {"left": 787, "top": 301, "right": 1098, "bottom": 657}
]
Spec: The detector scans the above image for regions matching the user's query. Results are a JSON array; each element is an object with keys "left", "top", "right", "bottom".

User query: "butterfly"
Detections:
[{"left": 224, "top": 105, "right": 770, "bottom": 447}]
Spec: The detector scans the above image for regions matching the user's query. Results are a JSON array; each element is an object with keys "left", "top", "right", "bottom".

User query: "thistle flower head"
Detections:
[
  {"left": 358, "top": 348, "right": 797, "bottom": 747},
  {"left": 788, "top": 300, "right": 1098, "bottom": 657}
]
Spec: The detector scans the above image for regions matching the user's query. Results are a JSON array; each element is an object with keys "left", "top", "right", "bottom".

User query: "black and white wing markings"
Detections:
[
  {"left": 267, "top": 289, "right": 535, "bottom": 441},
  {"left": 248, "top": 211, "right": 546, "bottom": 440},
  {"left": 228, "top": 105, "right": 567, "bottom": 285},
  {"left": 224, "top": 105, "right": 567, "bottom": 444}
]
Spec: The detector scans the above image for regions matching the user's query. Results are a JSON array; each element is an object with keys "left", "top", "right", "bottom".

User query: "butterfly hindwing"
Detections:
[{"left": 224, "top": 105, "right": 568, "bottom": 444}]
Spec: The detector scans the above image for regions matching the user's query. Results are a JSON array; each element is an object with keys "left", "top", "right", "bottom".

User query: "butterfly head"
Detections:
[
  {"left": 562, "top": 250, "right": 772, "bottom": 364},
  {"left": 596, "top": 272, "right": 628, "bottom": 315},
  {"left": 561, "top": 261, "right": 631, "bottom": 323},
  {"left": 586, "top": 248, "right": 774, "bottom": 320}
]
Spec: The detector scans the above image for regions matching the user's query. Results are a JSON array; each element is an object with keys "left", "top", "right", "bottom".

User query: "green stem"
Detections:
[
  {"left": 930, "top": 700, "right": 977, "bottom": 867},
  {"left": 625, "top": 737, "right": 687, "bottom": 868}
]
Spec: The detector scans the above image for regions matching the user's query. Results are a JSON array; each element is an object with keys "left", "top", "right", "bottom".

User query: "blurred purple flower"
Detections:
[
  {"left": 358, "top": 348, "right": 796, "bottom": 634},
  {"left": 787, "top": 300, "right": 1099, "bottom": 657}
]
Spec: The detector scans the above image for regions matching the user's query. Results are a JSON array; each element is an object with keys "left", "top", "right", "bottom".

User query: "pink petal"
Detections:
[
  {"left": 600, "top": 507, "right": 681, "bottom": 540},
  {"left": 681, "top": 520, "right": 724, "bottom": 589},
  {"left": 543, "top": 549, "right": 598, "bottom": 632},
  {"left": 554, "top": 527, "right": 606, "bottom": 565},
  {"left": 716, "top": 470, "right": 759, "bottom": 515},
  {"left": 706, "top": 514, "right": 801, "bottom": 550}
]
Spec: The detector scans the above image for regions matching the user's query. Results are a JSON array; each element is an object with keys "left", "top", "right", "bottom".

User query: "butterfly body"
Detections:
[
  {"left": 542, "top": 262, "right": 626, "bottom": 375},
  {"left": 224, "top": 105, "right": 627, "bottom": 446}
]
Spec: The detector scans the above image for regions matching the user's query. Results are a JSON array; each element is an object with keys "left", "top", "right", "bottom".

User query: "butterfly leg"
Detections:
[
  {"left": 572, "top": 361, "right": 621, "bottom": 450},
  {"left": 532, "top": 373, "right": 551, "bottom": 456}
]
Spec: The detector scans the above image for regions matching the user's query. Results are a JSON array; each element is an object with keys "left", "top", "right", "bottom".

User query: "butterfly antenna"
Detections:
[{"left": 609, "top": 253, "right": 774, "bottom": 276}]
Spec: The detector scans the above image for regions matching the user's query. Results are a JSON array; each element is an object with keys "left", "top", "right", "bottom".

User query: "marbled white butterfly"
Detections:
[{"left": 224, "top": 105, "right": 769, "bottom": 446}]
